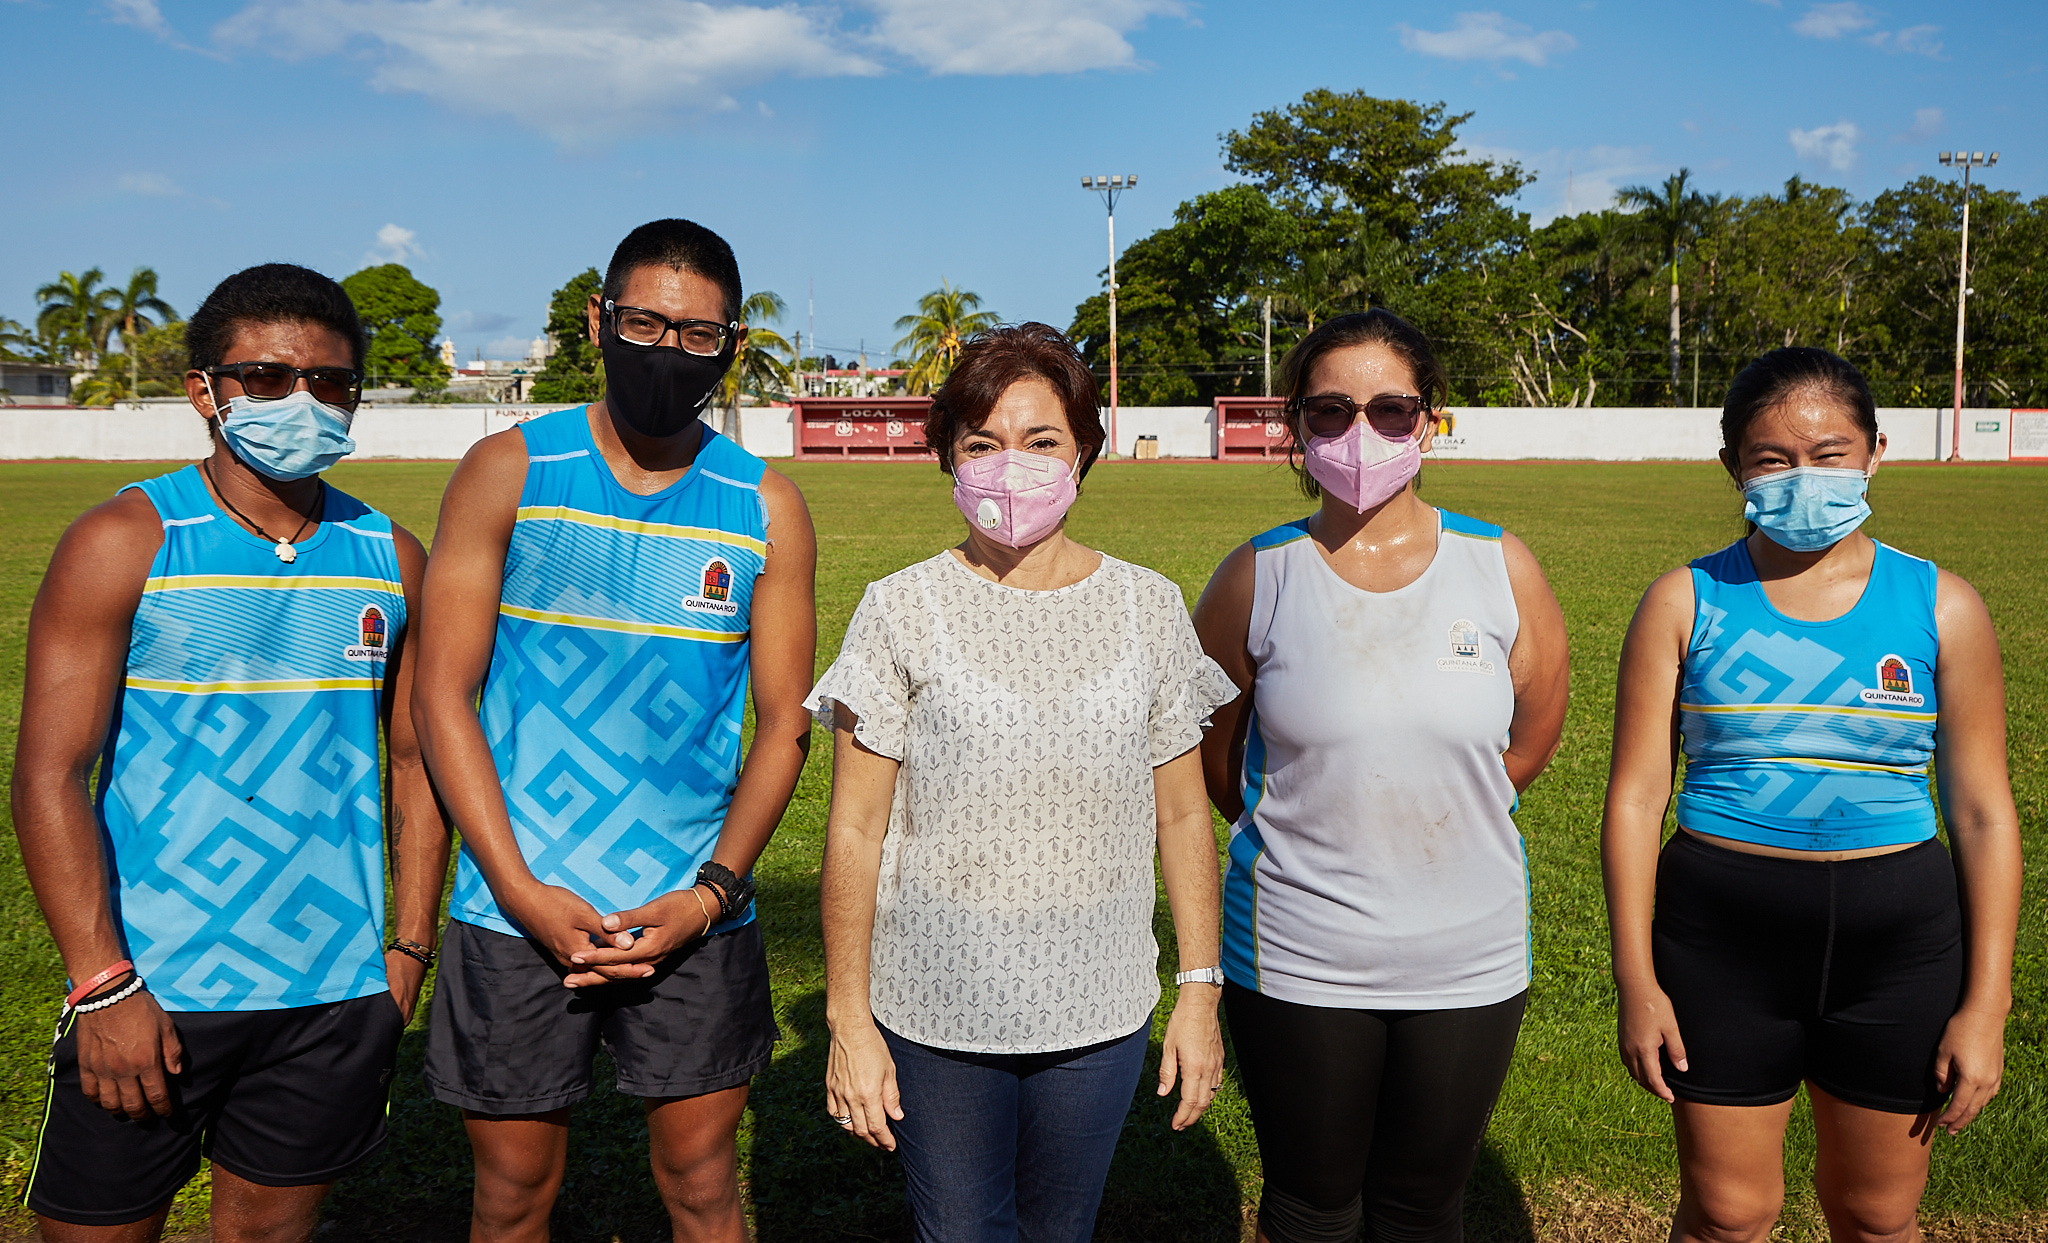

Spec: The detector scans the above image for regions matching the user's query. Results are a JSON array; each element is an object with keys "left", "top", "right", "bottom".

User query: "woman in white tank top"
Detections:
[{"left": 1193, "top": 310, "right": 1570, "bottom": 1243}]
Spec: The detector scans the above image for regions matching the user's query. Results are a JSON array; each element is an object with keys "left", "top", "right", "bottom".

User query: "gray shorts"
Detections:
[{"left": 423, "top": 918, "right": 779, "bottom": 1114}]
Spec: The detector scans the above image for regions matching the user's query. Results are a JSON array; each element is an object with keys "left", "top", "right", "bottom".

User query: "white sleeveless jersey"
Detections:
[{"left": 1222, "top": 509, "right": 1530, "bottom": 1010}]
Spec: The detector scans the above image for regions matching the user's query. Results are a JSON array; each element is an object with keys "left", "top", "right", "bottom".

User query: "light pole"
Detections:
[
  {"left": 1937, "top": 150, "right": 1998, "bottom": 461},
  {"left": 1082, "top": 174, "right": 1135, "bottom": 456}
]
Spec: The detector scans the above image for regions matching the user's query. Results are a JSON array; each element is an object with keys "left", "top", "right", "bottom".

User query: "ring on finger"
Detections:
[{"left": 829, "top": 1112, "right": 854, "bottom": 1126}]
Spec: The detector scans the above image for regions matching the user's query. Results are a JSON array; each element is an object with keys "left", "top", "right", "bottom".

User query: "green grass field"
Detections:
[{"left": 1, "top": 457, "right": 2042, "bottom": 1241}]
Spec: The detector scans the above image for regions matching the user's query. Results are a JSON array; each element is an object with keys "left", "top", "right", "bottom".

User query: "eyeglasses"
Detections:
[
  {"left": 604, "top": 301, "right": 737, "bottom": 356},
  {"left": 1296, "top": 393, "right": 1430, "bottom": 440},
  {"left": 204, "top": 361, "right": 363, "bottom": 408}
]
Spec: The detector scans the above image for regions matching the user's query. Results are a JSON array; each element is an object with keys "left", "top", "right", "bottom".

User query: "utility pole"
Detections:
[
  {"left": 1082, "top": 174, "right": 1135, "bottom": 456},
  {"left": 1938, "top": 150, "right": 1998, "bottom": 461},
  {"left": 1262, "top": 294, "right": 1272, "bottom": 397}
]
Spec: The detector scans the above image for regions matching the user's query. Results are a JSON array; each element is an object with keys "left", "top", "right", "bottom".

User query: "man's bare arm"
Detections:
[
  {"left": 11, "top": 491, "right": 186, "bottom": 1118},
  {"left": 381, "top": 522, "right": 452, "bottom": 1023}
]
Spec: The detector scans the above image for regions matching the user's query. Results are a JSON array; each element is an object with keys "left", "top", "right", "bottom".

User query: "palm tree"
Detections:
[
  {"left": 0, "top": 316, "right": 34, "bottom": 361},
  {"left": 893, "top": 281, "right": 1000, "bottom": 395},
  {"left": 107, "top": 266, "right": 178, "bottom": 394},
  {"left": 35, "top": 268, "right": 120, "bottom": 366},
  {"left": 1270, "top": 248, "right": 1361, "bottom": 333},
  {"left": 1553, "top": 210, "right": 1653, "bottom": 312},
  {"left": 719, "top": 291, "right": 795, "bottom": 447},
  {"left": 1617, "top": 169, "right": 1713, "bottom": 396}
]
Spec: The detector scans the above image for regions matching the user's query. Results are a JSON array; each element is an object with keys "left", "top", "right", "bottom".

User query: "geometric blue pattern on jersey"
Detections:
[
  {"left": 1677, "top": 537, "right": 1939, "bottom": 852},
  {"left": 97, "top": 465, "right": 405, "bottom": 1011},
  {"left": 450, "top": 408, "right": 768, "bottom": 937}
]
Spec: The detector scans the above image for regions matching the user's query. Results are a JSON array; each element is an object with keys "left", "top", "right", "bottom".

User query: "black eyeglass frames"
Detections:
[
  {"left": 604, "top": 301, "right": 737, "bottom": 356},
  {"left": 1296, "top": 393, "right": 1431, "bottom": 440}
]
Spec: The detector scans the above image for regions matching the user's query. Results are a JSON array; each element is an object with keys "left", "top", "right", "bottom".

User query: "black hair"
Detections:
[
  {"left": 1277, "top": 308, "right": 1449, "bottom": 501},
  {"left": 603, "top": 219, "right": 743, "bottom": 325},
  {"left": 184, "top": 263, "right": 366, "bottom": 375},
  {"left": 1721, "top": 347, "right": 1878, "bottom": 453}
]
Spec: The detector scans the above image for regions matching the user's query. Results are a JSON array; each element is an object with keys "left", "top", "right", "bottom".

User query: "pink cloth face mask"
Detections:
[
  {"left": 951, "top": 449, "right": 1079, "bottom": 548},
  {"left": 1304, "top": 419, "right": 1422, "bottom": 514}
]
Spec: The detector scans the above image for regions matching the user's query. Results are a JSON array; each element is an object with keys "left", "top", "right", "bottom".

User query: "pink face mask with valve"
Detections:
[
  {"left": 1304, "top": 420, "right": 1422, "bottom": 514},
  {"left": 951, "top": 449, "right": 1079, "bottom": 548}
]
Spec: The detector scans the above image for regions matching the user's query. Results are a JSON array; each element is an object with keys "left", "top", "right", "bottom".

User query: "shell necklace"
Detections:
[{"left": 204, "top": 460, "right": 321, "bottom": 563}]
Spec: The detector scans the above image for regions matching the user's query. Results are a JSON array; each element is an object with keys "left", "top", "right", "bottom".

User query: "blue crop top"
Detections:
[{"left": 1676, "top": 538, "right": 1939, "bottom": 852}]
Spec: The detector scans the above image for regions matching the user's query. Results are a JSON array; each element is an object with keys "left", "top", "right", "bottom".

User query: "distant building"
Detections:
[
  {"left": 0, "top": 359, "right": 76, "bottom": 406},
  {"left": 796, "top": 367, "right": 905, "bottom": 399}
]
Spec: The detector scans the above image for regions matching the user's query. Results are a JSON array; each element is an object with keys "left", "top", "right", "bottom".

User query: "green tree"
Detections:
[
  {"left": 719, "top": 291, "right": 794, "bottom": 442},
  {"left": 1617, "top": 169, "right": 1715, "bottom": 396},
  {"left": 340, "top": 264, "right": 450, "bottom": 391},
  {"left": 0, "top": 316, "right": 35, "bottom": 360},
  {"left": 35, "top": 268, "right": 120, "bottom": 364},
  {"left": 893, "top": 281, "right": 999, "bottom": 395},
  {"left": 529, "top": 268, "right": 605, "bottom": 404},
  {"left": 106, "top": 266, "right": 177, "bottom": 395}
]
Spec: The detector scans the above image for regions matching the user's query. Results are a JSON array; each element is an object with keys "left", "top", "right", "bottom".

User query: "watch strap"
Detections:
[{"left": 1174, "top": 966, "right": 1225, "bottom": 987}]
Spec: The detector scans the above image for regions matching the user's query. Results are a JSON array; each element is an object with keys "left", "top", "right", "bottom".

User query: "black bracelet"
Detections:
[
  {"left": 695, "top": 861, "right": 756, "bottom": 922},
  {"left": 387, "top": 937, "right": 436, "bottom": 966}
]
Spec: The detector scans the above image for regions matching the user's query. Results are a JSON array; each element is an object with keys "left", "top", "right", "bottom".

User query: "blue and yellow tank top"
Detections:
[
  {"left": 99, "top": 465, "right": 405, "bottom": 1012},
  {"left": 1677, "top": 538, "right": 1939, "bottom": 852},
  {"left": 450, "top": 409, "right": 769, "bottom": 937}
]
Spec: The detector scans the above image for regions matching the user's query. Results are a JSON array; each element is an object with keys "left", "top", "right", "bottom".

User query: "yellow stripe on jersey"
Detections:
[
  {"left": 513, "top": 505, "right": 769, "bottom": 556},
  {"left": 1741, "top": 755, "right": 1933, "bottom": 776},
  {"left": 124, "top": 676, "right": 382, "bottom": 695},
  {"left": 497, "top": 603, "right": 745, "bottom": 644},
  {"left": 142, "top": 574, "right": 405, "bottom": 594},
  {"left": 1679, "top": 701, "right": 1934, "bottom": 722}
]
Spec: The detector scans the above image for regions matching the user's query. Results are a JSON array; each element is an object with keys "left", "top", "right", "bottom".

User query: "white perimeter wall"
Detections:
[{"left": 0, "top": 403, "right": 2025, "bottom": 463}]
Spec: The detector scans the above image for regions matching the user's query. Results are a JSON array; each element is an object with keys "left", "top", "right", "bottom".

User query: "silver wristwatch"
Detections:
[{"left": 1174, "top": 966, "right": 1225, "bottom": 987}]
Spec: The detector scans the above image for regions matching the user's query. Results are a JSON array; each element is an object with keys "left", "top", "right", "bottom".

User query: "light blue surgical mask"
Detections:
[
  {"left": 1741, "top": 465, "right": 1871, "bottom": 552},
  {"left": 206, "top": 379, "right": 357, "bottom": 480}
]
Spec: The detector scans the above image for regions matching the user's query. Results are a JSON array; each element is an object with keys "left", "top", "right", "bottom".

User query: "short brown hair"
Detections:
[{"left": 926, "top": 323, "right": 1106, "bottom": 485}]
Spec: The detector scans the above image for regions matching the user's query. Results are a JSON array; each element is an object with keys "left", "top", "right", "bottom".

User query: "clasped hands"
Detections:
[{"left": 505, "top": 881, "right": 721, "bottom": 988}]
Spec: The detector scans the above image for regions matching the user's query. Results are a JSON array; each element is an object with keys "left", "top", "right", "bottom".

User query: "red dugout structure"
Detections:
[
  {"left": 792, "top": 396, "right": 935, "bottom": 460},
  {"left": 1215, "top": 397, "right": 1289, "bottom": 460}
]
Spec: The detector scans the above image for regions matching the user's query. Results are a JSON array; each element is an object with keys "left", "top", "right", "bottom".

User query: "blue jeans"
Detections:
[{"left": 881, "top": 1022, "right": 1149, "bottom": 1243}]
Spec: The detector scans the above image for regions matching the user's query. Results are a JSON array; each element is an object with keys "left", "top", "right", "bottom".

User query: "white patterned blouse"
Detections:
[{"left": 808, "top": 551, "right": 1239, "bottom": 1055}]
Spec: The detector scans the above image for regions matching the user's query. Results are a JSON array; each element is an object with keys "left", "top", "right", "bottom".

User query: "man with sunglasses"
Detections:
[
  {"left": 13, "top": 263, "right": 448, "bottom": 1241},
  {"left": 413, "top": 219, "right": 816, "bottom": 1243}
]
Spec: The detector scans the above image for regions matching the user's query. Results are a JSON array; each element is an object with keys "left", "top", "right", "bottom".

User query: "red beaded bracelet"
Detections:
[{"left": 66, "top": 960, "right": 135, "bottom": 1009}]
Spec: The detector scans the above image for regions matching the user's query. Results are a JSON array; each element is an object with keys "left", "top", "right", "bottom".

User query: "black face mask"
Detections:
[{"left": 599, "top": 321, "right": 734, "bottom": 439}]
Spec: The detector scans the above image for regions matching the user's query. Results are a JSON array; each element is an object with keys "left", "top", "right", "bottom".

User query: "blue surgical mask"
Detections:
[
  {"left": 1742, "top": 465, "right": 1871, "bottom": 552},
  {"left": 206, "top": 380, "right": 357, "bottom": 480}
]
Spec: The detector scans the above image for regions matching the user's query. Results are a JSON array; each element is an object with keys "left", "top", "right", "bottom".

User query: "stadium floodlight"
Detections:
[
  {"left": 1082, "top": 172, "right": 1138, "bottom": 457},
  {"left": 1937, "top": 149, "right": 2002, "bottom": 460}
]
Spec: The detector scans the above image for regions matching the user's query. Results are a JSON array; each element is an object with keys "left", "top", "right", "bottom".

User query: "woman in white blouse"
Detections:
[{"left": 811, "top": 322, "right": 1238, "bottom": 1243}]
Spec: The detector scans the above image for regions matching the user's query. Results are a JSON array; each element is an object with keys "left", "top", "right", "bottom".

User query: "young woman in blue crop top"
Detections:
[{"left": 1602, "top": 348, "right": 2020, "bottom": 1243}]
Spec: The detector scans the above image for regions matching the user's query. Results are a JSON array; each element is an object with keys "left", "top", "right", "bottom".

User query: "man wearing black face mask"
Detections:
[{"left": 412, "top": 219, "right": 817, "bottom": 1243}]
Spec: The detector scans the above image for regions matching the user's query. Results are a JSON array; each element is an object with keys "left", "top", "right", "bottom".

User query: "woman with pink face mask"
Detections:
[
  {"left": 1192, "top": 309, "right": 1571, "bottom": 1243},
  {"left": 809, "top": 322, "right": 1238, "bottom": 1243}
]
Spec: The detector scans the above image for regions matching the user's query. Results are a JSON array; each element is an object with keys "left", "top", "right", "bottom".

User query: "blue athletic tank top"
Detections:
[
  {"left": 100, "top": 465, "right": 406, "bottom": 1012},
  {"left": 450, "top": 409, "right": 769, "bottom": 937},
  {"left": 1677, "top": 538, "right": 1939, "bottom": 852}
]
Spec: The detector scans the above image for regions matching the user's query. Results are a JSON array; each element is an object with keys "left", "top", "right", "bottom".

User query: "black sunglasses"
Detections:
[
  {"left": 604, "top": 301, "right": 737, "bottom": 356},
  {"left": 1296, "top": 393, "right": 1430, "bottom": 440},
  {"left": 205, "top": 361, "right": 363, "bottom": 409}
]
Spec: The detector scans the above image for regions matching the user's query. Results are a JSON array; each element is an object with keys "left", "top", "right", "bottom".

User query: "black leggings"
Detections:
[{"left": 1225, "top": 984, "right": 1527, "bottom": 1243}]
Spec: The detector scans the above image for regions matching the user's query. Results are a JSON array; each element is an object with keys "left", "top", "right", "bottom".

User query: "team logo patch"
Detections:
[
  {"left": 1859, "top": 653, "right": 1925, "bottom": 707},
  {"left": 1436, "top": 618, "right": 1496, "bottom": 675},
  {"left": 344, "top": 605, "right": 390, "bottom": 662},
  {"left": 684, "top": 558, "right": 740, "bottom": 617}
]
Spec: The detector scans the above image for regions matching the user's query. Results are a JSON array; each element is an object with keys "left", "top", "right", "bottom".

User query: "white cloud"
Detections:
[
  {"left": 1891, "top": 24, "right": 1943, "bottom": 55},
  {"left": 117, "top": 172, "right": 184, "bottom": 197},
  {"left": 366, "top": 223, "right": 426, "bottom": 267},
  {"left": 866, "top": 0, "right": 1182, "bottom": 75},
  {"left": 1472, "top": 142, "right": 1664, "bottom": 225},
  {"left": 215, "top": 0, "right": 883, "bottom": 144},
  {"left": 1398, "top": 11, "right": 1577, "bottom": 65},
  {"left": 1791, "top": 2, "right": 1875, "bottom": 38},
  {"left": 104, "top": 0, "right": 173, "bottom": 38},
  {"left": 1897, "top": 106, "right": 1944, "bottom": 142},
  {"left": 1788, "top": 120, "right": 1862, "bottom": 172}
]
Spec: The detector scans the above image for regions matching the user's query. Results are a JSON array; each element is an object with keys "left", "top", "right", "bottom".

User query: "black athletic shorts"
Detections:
[
  {"left": 23, "top": 991, "right": 405, "bottom": 1226},
  {"left": 1653, "top": 830, "right": 1964, "bottom": 1114},
  {"left": 424, "top": 918, "right": 779, "bottom": 1114}
]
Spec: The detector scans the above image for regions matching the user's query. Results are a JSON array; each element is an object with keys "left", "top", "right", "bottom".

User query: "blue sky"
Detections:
[{"left": 3, "top": 0, "right": 2041, "bottom": 364}]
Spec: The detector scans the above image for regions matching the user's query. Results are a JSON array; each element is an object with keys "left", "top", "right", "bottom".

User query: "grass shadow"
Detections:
[{"left": 1465, "top": 1140, "right": 1536, "bottom": 1243}]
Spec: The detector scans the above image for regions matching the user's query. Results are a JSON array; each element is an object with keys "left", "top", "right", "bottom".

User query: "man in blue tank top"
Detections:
[
  {"left": 414, "top": 219, "right": 817, "bottom": 1243},
  {"left": 12, "top": 264, "right": 449, "bottom": 1241}
]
